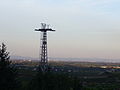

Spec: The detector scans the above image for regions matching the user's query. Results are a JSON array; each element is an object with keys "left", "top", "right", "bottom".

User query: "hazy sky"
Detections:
[{"left": 0, "top": 0, "right": 120, "bottom": 59}]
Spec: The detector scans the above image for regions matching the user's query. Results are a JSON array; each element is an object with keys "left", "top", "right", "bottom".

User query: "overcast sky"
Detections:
[{"left": 0, "top": 0, "right": 120, "bottom": 59}]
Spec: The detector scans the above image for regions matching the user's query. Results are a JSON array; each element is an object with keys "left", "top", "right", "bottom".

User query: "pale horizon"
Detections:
[{"left": 0, "top": 0, "right": 120, "bottom": 60}]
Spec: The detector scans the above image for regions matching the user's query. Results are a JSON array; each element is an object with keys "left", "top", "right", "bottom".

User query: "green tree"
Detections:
[{"left": 0, "top": 43, "right": 18, "bottom": 90}]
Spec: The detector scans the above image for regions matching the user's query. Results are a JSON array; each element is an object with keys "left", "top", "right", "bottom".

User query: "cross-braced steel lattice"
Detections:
[{"left": 35, "top": 23, "right": 55, "bottom": 72}]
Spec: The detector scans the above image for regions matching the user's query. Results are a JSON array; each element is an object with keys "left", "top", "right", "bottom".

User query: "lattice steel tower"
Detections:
[{"left": 35, "top": 23, "right": 55, "bottom": 72}]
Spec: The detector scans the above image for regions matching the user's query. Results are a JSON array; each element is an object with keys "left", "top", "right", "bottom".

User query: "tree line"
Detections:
[{"left": 0, "top": 43, "right": 82, "bottom": 90}]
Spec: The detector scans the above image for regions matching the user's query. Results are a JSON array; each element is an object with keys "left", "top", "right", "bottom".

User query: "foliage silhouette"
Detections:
[
  {"left": 27, "top": 68, "right": 82, "bottom": 90},
  {"left": 0, "top": 43, "right": 19, "bottom": 90}
]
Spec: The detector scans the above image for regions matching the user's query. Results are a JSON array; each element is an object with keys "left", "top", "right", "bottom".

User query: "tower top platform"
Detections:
[
  {"left": 35, "top": 28, "right": 55, "bottom": 32},
  {"left": 35, "top": 23, "right": 55, "bottom": 32}
]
